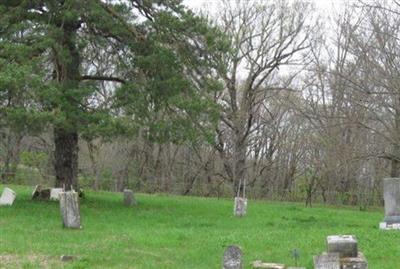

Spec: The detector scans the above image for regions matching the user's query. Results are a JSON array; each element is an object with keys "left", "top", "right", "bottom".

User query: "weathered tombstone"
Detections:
[
  {"left": 123, "top": 189, "right": 136, "bottom": 206},
  {"left": 32, "top": 185, "right": 51, "bottom": 200},
  {"left": 60, "top": 255, "right": 76, "bottom": 262},
  {"left": 251, "top": 261, "right": 285, "bottom": 269},
  {"left": 0, "top": 187, "right": 16, "bottom": 206},
  {"left": 327, "top": 235, "right": 358, "bottom": 258},
  {"left": 223, "top": 245, "right": 242, "bottom": 269},
  {"left": 313, "top": 253, "right": 340, "bottom": 269},
  {"left": 59, "top": 191, "right": 81, "bottom": 229},
  {"left": 340, "top": 252, "right": 368, "bottom": 269},
  {"left": 234, "top": 197, "right": 247, "bottom": 217},
  {"left": 380, "top": 178, "right": 400, "bottom": 229},
  {"left": 50, "top": 188, "right": 63, "bottom": 201}
]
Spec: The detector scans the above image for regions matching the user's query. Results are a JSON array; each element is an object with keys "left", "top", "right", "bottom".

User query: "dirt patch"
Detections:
[{"left": 0, "top": 254, "right": 63, "bottom": 269}]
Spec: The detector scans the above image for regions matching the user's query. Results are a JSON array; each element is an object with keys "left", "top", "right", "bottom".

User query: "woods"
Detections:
[{"left": 1, "top": 0, "right": 400, "bottom": 207}]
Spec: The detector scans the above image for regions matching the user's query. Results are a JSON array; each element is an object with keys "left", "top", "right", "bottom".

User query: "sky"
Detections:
[{"left": 182, "top": 0, "right": 351, "bottom": 16}]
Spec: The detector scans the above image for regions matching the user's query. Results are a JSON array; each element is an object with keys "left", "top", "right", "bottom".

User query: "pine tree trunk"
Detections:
[{"left": 54, "top": 128, "right": 79, "bottom": 191}]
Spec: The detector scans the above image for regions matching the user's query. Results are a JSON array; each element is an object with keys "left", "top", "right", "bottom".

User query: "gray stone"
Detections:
[
  {"left": 60, "top": 255, "right": 75, "bottom": 262},
  {"left": 234, "top": 197, "right": 247, "bottom": 217},
  {"left": 313, "top": 253, "right": 340, "bottom": 269},
  {"left": 383, "top": 178, "right": 400, "bottom": 224},
  {"left": 287, "top": 267, "right": 305, "bottom": 269},
  {"left": 59, "top": 191, "right": 81, "bottom": 229},
  {"left": 123, "top": 189, "right": 136, "bottom": 206},
  {"left": 0, "top": 187, "right": 16, "bottom": 206},
  {"left": 251, "top": 261, "right": 285, "bottom": 268},
  {"left": 327, "top": 235, "right": 357, "bottom": 258},
  {"left": 223, "top": 245, "right": 242, "bottom": 269},
  {"left": 340, "top": 252, "right": 368, "bottom": 269}
]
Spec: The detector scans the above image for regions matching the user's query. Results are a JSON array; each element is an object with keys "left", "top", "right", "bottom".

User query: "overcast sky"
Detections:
[{"left": 182, "top": 0, "right": 351, "bottom": 16}]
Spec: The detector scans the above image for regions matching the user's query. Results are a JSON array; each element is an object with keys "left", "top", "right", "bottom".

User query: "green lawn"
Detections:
[{"left": 0, "top": 185, "right": 399, "bottom": 269}]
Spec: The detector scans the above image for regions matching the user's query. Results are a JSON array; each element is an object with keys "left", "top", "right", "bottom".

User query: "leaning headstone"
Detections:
[
  {"left": 251, "top": 261, "right": 285, "bottom": 268},
  {"left": 32, "top": 185, "right": 51, "bottom": 200},
  {"left": 340, "top": 252, "right": 368, "bottom": 269},
  {"left": 223, "top": 245, "right": 243, "bottom": 269},
  {"left": 0, "top": 187, "right": 16, "bottom": 206},
  {"left": 234, "top": 197, "right": 247, "bottom": 217},
  {"left": 313, "top": 253, "right": 340, "bottom": 269},
  {"left": 380, "top": 178, "right": 400, "bottom": 229},
  {"left": 59, "top": 191, "right": 81, "bottom": 229},
  {"left": 327, "top": 235, "right": 358, "bottom": 258},
  {"left": 123, "top": 189, "right": 136, "bottom": 206},
  {"left": 50, "top": 188, "right": 63, "bottom": 201}
]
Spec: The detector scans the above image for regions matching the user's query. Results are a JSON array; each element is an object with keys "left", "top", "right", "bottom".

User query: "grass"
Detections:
[{"left": 0, "top": 185, "right": 399, "bottom": 269}]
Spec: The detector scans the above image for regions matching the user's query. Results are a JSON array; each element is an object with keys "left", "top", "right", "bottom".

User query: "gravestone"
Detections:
[
  {"left": 50, "top": 188, "right": 63, "bottom": 201},
  {"left": 380, "top": 178, "right": 400, "bottom": 229},
  {"left": 234, "top": 197, "right": 247, "bottom": 217},
  {"left": 287, "top": 267, "right": 305, "bottom": 269},
  {"left": 327, "top": 235, "right": 357, "bottom": 258},
  {"left": 0, "top": 187, "right": 16, "bottom": 206},
  {"left": 313, "top": 253, "right": 340, "bottom": 269},
  {"left": 123, "top": 189, "right": 136, "bottom": 206},
  {"left": 32, "top": 185, "right": 51, "bottom": 200},
  {"left": 340, "top": 252, "right": 368, "bottom": 269},
  {"left": 223, "top": 245, "right": 242, "bottom": 269},
  {"left": 251, "top": 261, "right": 285, "bottom": 268},
  {"left": 59, "top": 191, "right": 81, "bottom": 229}
]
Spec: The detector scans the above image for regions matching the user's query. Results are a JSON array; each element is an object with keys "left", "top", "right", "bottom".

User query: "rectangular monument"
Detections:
[
  {"left": 233, "top": 197, "right": 247, "bottom": 217},
  {"left": 327, "top": 235, "right": 358, "bottom": 258},
  {"left": 0, "top": 187, "right": 16, "bottom": 206},
  {"left": 59, "top": 191, "right": 81, "bottom": 229},
  {"left": 380, "top": 177, "right": 400, "bottom": 229}
]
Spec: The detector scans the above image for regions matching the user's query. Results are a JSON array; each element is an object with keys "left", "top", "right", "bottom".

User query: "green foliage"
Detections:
[
  {"left": 0, "top": 184, "right": 399, "bottom": 268},
  {"left": 0, "top": 0, "right": 225, "bottom": 143},
  {"left": 19, "top": 151, "right": 48, "bottom": 171}
]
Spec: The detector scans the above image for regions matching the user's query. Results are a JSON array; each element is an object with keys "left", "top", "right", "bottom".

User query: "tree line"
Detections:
[{"left": 1, "top": 0, "right": 399, "bottom": 207}]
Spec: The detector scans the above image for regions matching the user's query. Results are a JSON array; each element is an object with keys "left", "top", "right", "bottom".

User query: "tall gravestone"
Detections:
[
  {"left": 223, "top": 245, "right": 242, "bottom": 269},
  {"left": 123, "top": 189, "right": 136, "bottom": 206},
  {"left": 234, "top": 197, "right": 247, "bottom": 217},
  {"left": 380, "top": 178, "right": 400, "bottom": 229},
  {"left": 59, "top": 191, "right": 81, "bottom": 229}
]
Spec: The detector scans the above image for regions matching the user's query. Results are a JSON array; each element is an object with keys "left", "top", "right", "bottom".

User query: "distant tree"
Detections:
[{"left": 0, "top": 0, "right": 224, "bottom": 190}]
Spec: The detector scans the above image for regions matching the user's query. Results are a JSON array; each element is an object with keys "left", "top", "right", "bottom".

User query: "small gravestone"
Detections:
[
  {"left": 251, "top": 261, "right": 285, "bottom": 269},
  {"left": 0, "top": 187, "right": 16, "bottom": 206},
  {"left": 59, "top": 191, "right": 81, "bottom": 229},
  {"left": 50, "top": 188, "right": 63, "bottom": 201},
  {"left": 32, "top": 185, "right": 51, "bottom": 200},
  {"left": 123, "top": 189, "right": 136, "bottom": 206},
  {"left": 234, "top": 197, "right": 247, "bottom": 217},
  {"left": 380, "top": 178, "right": 400, "bottom": 229},
  {"left": 60, "top": 255, "right": 76, "bottom": 262},
  {"left": 327, "top": 235, "right": 357, "bottom": 258},
  {"left": 223, "top": 245, "right": 242, "bottom": 269},
  {"left": 313, "top": 253, "right": 340, "bottom": 269},
  {"left": 340, "top": 252, "right": 368, "bottom": 269}
]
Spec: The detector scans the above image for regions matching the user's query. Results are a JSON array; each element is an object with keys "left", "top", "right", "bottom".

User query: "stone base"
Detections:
[
  {"left": 251, "top": 261, "right": 285, "bottom": 269},
  {"left": 379, "top": 222, "right": 400, "bottom": 230},
  {"left": 341, "top": 252, "right": 368, "bottom": 269}
]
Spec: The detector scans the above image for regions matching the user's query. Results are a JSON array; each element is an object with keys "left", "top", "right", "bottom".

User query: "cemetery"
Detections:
[
  {"left": 2, "top": 0, "right": 400, "bottom": 268},
  {"left": 1, "top": 183, "right": 399, "bottom": 268}
]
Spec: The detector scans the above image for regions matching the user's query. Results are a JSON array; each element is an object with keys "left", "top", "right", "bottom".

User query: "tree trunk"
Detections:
[{"left": 54, "top": 128, "right": 79, "bottom": 191}]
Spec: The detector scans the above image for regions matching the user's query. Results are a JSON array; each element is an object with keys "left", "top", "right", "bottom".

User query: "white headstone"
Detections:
[
  {"left": 313, "top": 253, "right": 340, "bottom": 269},
  {"left": 50, "top": 188, "right": 63, "bottom": 201},
  {"left": 0, "top": 187, "right": 16, "bottom": 206}
]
